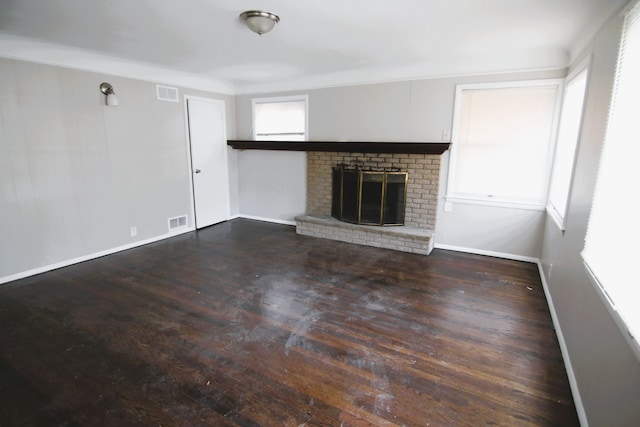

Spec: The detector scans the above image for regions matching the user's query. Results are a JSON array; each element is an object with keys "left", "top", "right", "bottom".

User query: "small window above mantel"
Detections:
[{"left": 226, "top": 140, "right": 451, "bottom": 155}]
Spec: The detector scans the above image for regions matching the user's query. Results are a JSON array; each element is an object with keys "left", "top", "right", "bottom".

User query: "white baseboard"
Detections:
[
  {"left": 1, "top": 215, "right": 296, "bottom": 285},
  {"left": 1, "top": 221, "right": 587, "bottom": 427},
  {"left": 236, "top": 214, "right": 296, "bottom": 226},
  {"left": 537, "top": 261, "right": 588, "bottom": 427},
  {"left": 434, "top": 243, "right": 539, "bottom": 263},
  {"left": 0, "top": 227, "right": 194, "bottom": 285},
  {"left": 434, "top": 243, "right": 587, "bottom": 424}
]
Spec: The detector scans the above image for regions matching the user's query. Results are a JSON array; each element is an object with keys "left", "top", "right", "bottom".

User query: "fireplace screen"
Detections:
[{"left": 332, "top": 165, "right": 408, "bottom": 226}]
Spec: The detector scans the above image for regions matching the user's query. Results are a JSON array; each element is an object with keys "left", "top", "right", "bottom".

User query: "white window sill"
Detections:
[
  {"left": 445, "top": 196, "right": 546, "bottom": 211},
  {"left": 582, "top": 259, "right": 640, "bottom": 363},
  {"left": 545, "top": 205, "right": 567, "bottom": 233}
]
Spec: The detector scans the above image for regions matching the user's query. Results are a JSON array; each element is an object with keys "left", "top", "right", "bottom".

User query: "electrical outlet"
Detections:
[
  {"left": 442, "top": 129, "right": 451, "bottom": 141},
  {"left": 130, "top": 226, "right": 137, "bottom": 237},
  {"left": 444, "top": 202, "right": 452, "bottom": 212}
]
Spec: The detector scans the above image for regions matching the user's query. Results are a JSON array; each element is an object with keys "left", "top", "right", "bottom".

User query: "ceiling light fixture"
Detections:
[{"left": 240, "top": 10, "right": 280, "bottom": 35}]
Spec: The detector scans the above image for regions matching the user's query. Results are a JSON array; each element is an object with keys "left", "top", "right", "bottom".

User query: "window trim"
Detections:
[
  {"left": 444, "top": 196, "right": 546, "bottom": 211},
  {"left": 584, "top": 261, "right": 640, "bottom": 362},
  {"left": 446, "top": 79, "right": 564, "bottom": 210},
  {"left": 251, "top": 95, "right": 309, "bottom": 141},
  {"left": 581, "top": 0, "right": 640, "bottom": 361},
  {"left": 546, "top": 57, "right": 592, "bottom": 232}
]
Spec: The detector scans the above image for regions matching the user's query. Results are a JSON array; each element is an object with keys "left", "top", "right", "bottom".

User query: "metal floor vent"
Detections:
[
  {"left": 168, "top": 215, "right": 187, "bottom": 231},
  {"left": 156, "top": 85, "right": 179, "bottom": 102}
]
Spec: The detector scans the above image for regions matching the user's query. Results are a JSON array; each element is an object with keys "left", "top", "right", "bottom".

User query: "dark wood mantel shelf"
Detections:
[{"left": 227, "top": 140, "right": 450, "bottom": 155}]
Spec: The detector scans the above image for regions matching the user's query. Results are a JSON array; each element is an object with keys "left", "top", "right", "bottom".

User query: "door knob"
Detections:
[{"left": 194, "top": 169, "right": 201, "bottom": 174}]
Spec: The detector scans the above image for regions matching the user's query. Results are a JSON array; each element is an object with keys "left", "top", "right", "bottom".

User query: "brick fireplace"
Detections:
[
  {"left": 226, "top": 140, "right": 449, "bottom": 256},
  {"left": 296, "top": 151, "right": 442, "bottom": 255}
]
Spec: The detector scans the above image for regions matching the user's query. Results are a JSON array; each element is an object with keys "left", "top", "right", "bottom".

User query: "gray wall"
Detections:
[
  {"left": 540, "top": 8, "right": 640, "bottom": 426},
  {"left": 235, "top": 69, "right": 563, "bottom": 257},
  {"left": 233, "top": 98, "right": 306, "bottom": 224},
  {"left": 0, "top": 58, "right": 236, "bottom": 281}
]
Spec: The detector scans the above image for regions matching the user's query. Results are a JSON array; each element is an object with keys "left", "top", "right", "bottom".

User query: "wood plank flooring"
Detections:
[{"left": 0, "top": 219, "right": 578, "bottom": 426}]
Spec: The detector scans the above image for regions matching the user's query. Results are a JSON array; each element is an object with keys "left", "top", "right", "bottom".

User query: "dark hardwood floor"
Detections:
[{"left": 0, "top": 219, "right": 578, "bottom": 426}]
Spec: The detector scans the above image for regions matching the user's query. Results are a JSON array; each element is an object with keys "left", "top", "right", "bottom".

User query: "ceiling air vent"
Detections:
[
  {"left": 168, "top": 215, "right": 188, "bottom": 232},
  {"left": 156, "top": 85, "right": 179, "bottom": 102}
]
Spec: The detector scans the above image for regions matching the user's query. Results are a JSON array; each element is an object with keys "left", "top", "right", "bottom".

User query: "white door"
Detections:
[{"left": 186, "top": 97, "right": 230, "bottom": 228}]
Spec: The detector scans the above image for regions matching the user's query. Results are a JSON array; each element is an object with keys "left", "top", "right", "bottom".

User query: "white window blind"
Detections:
[
  {"left": 548, "top": 66, "right": 589, "bottom": 229},
  {"left": 583, "top": 0, "right": 640, "bottom": 341},
  {"left": 448, "top": 81, "right": 561, "bottom": 207},
  {"left": 253, "top": 97, "right": 307, "bottom": 141}
]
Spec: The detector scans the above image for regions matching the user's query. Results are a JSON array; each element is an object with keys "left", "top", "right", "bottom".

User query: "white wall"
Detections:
[
  {"left": 0, "top": 58, "right": 236, "bottom": 282},
  {"left": 233, "top": 97, "right": 306, "bottom": 224},
  {"left": 237, "top": 150, "right": 307, "bottom": 224},
  {"left": 235, "top": 69, "right": 563, "bottom": 258},
  {"left": 540, "top": 6, "right": 640, "bottom": 426}
]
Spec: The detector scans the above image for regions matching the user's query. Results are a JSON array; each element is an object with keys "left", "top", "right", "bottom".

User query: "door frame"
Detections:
[{"left": 183, "top": 95, "right": 230, "bottom": 229}]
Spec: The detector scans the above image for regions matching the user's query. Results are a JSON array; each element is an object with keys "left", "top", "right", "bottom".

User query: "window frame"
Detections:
[
  {"left": 446, "top": 79, "right": 563, "bottom": 210},
  {"left": 582, "top": 0, "right": 640, "bottom": 360},
  {"left": 251, "top": 95, "right": 309, "bottom": 141},
  {"left": 547, "top": 58, "right": 591, "bottom": 231}
]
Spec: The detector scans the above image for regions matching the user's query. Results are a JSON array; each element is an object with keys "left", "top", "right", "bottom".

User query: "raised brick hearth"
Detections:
[{"left": 295, "top": 151, "right": 442, "bottom": 255}]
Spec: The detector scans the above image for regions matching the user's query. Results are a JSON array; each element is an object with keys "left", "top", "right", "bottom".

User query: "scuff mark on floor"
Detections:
[{"left": 284, "top": 310, "right": 322, "bottom": 356}]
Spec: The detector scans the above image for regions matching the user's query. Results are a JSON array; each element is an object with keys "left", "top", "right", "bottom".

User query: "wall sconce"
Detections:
[
  {"left": 99, "top": 82, "right": 119, "bottom": 107},
  {"left": 240, "top": 10, "right": 280, "bottom": 35}
]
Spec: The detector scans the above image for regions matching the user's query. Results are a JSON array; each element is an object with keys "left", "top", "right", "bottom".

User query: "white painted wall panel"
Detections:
[
  {"left": 540, "top": 6, "right": 640, "bottom": 425},
  {"left": 237, "top": 150, "right": 306, "bottom": 223},
  {"left": 235, "top": 69, "right": 563, "bottom": 257},
  {"left": 0, "top": 58, "right": 236, "bottom": 281}
]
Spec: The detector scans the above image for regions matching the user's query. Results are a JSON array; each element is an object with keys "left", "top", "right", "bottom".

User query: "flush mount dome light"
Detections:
[{"left": 240, "top": 10, "right": 280, "bottom": 35}]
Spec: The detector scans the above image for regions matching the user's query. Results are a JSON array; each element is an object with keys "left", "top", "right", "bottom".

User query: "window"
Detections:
[
  {"left": 447, "top": 80, "right": 562, "bottom": 208},
  {"left": 252, "top": 96, "right": 308, "bottom": 141},
  {"left": 583, "top": 0, "right": 640, "bottom": 344},
  {"left": 547, "top": 64, "right": 590, "bottom": 230}
]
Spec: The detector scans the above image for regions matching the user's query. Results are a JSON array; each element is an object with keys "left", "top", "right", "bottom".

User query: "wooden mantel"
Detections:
[{"left": 227, "top": 140, "right": 450, "bottom": 155}]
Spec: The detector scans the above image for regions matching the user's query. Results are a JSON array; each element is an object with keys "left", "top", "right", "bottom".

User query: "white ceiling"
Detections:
[{"left": 0, "top": 0, "right": 626, "bottom": 94}]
